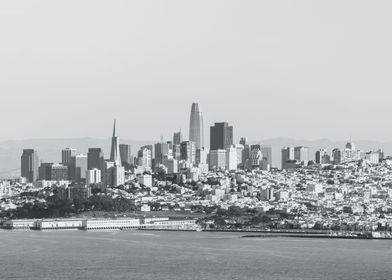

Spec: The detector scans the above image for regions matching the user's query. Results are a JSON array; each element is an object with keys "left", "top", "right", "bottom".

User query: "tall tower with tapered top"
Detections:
[
  {"left": 189, "top": 103, "right": 204, "bottom": 150},
  {"left": 110, "top": 120, "right": 121, "bottom": 167}
]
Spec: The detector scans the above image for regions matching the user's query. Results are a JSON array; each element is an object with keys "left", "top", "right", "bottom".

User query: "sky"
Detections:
[{"left": 1, "top": 0, "right": 391, "bottom": 143}]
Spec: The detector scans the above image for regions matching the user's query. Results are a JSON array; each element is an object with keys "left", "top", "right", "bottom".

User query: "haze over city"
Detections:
[{"left": 1, "top": 0, "right": 392, "bottom": 142}]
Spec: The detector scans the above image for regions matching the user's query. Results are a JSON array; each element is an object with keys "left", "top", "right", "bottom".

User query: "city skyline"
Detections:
[{"left": 2, "top": 1, "right": 392, "bottom": 279}]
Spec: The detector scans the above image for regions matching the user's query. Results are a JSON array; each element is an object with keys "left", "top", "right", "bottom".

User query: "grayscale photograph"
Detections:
[{"left": 0, "top": 1, "right": 391, "bottom": 279}]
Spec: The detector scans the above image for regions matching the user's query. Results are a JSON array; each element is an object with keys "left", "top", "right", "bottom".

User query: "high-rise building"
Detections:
[
  {"left": 162, "top": 158, "right": 178, "bottom": 174},
  {"left": 21, "top": 149, "right": 40, "bottom": 182},
  {"left": 166, "top": 141, "right": 173, "bottom": 158},
  {"left": 235, "top": 144, "right": 244, "bottom": 169},
  {"left": 210, "top": 122, "right": 233, "bottom": 150},
  {"left": 110, "top": 120, "right": 121, "bottom": 167},
  {"left": 50, "top": 164, "right": 69, "bottom": 181},
  {"left": 189, "top": 103, "right": 204, "bottom": 150},
  {"left": 87, "top": 148, "right": 104, "bottom": 179},
  {"left": 172, "top": 144, "right": 181, "bottom": 160},
  {"left": 154, "top": 142, "right": 170, "bottom": 165},
  {"left": 281, "top": 147, "right": 295, "bottom": 170},
  {"left": 180, "top": 141, "right": 196, "bottom": 164},
  {"left": 119, "top": 144, "right": 132, "bottom": 165},
  {"left": 39, "top": 162, "right": 53, "bottom": 181},
  {"left": 61, "top": 148, "right": 77, "bottom": 166},
  {"left": 138, "top": 148, "right": 152, "bottom": 171},
  {"left": 104, "top": 161, "right": 125, "bottom": 187},
  {"left": 249, "top": 148, "right": 263, "bottom": 169},
  {"left": 209, "top": 149, "right": 226, "bottom": 170},
  {"left": 365, "top": 151, "right": 379, "bottom": 164},
  {"left": 294, "top": 146, "right": 309, "bottom": 166},
  {"left": 196, "top": 147, "right": 209, "bottom": 164},
  {"left": 71, "top": 154, "right": 88, "bottom": 182},
  {"left": 240, "top": 138, "right": 251, "bottom": 169},
  {"left": 261, "top": 146, "right": 273, "bottom": 168},
  {"left": 226, "top": 146, "right": 237, "bottom": 171},
  {"left": 332, "top": 148, "right": 342, "bottom": 164},
  {"left": 173, "top": 131, "right": 183, "bottom": 145},
  {"left": 86, "top": 168, "right": 102, "bottom": 185},
  {"left": 315, "top": 149, "right": 330, "bottom": 164}
]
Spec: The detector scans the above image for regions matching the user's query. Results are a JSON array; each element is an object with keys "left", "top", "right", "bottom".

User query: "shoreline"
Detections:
[{"left": 2, "top": 227, "right": 392, "bottom": 240}]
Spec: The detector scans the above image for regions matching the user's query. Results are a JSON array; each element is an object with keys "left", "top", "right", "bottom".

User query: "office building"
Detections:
[
  {"left": 365, "top": 151, "right": 380, "bottom": 164},
  {"left": 138, "top": 148, "right": 152, "bottom": 171},
  {"left": 210, "top": 122, "right": 233, "bottom": 150},
  {"left": 61, "top": 148, "right": 77, "bottom": 165},
  {"left": 119, "top": 144, "right": 132, "bottom": 166},
  {"left": 209, "top": 149, "right": 226, "bottom": 170},
  {"left": 226, "top": 146, "right": 237, "bottom": 171},
  {"left": 189, "top": 103, "right": 204, "bottom": 150},
  {"left": 196, "top": 147, "right": 209, "bottom": 164},
  {"left": 21, "top": 149, "right": 40, "bottom": 182},
  {"left": 180, "top": 141, "right": 196, "bottom": 164},
  {"left": 315, "top": 149, "right": 330, "bottom": 164},
  {"left": 332, "top": 149, "right": 342, "bottom": 164},
  {"left": 39, "top": 162, "right": 53, "bottom": 181},
  {"left": 294, "top": 146, "right": 309, "bottom": 166},
  {"left": 155, "top": 142, "right": 170, "bottom": 165},
  {"left": 104, "top": 162, "right": 125, "bottom": 187},
  {"left": 163, "top": 158, "right": 178, "bottom": 174},
  {"left": 249, "top": 147, "right": 263, "bottom": 169},
  {"left": 50, "top": 164, "right": 69, "bottom": 181},
  {"left": 261, "top": 146, "right": 273, "bottom": 168},
  {"left": 173, "top": 131, "right": 182, "bottom": 145},
  {"left": 87, "top": 148, "right": 104, "bottom": 170},
  {"left": 281, "top": 147, "right": 295, "bottom": 170},
  {"left": 86, "top": 168, "right": 102, "bottom": 185},
  {"left": 172, "top": 144, "right": 181, "bottom": 160},
  {"left": 71, "top": 154, "right": 88, "bottom": 182}
]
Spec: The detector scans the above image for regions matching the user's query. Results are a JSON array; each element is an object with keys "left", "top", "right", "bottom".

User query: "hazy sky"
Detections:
[{"left": 1, "top": 0, "right": 391, "bottom": 143}]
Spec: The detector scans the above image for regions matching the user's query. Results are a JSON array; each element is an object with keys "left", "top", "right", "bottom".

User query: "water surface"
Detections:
[{"left": 0, "top": 230, "right": 391, "bottom": 279}]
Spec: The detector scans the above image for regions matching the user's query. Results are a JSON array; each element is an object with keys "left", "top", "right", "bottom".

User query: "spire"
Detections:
[{"left": 113, "top": 119, "right": 116, "bottom": 137}]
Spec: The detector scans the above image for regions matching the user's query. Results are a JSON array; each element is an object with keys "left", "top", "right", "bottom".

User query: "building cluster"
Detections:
[
  {"left": 18, "top": 103, "right": 275, "bottom": 191},
  {"left": 1, "top": 102, "right": 390, "bottom": 232}
]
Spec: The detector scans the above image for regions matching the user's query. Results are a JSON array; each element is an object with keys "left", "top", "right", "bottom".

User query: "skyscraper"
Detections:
[
  {"left": 173, "top": 131, "right": 183, "bottom": 145},
  {"left": 180, "top": 141, "right": 196, "bottom": 164},
  {"left": 210, "top": 122, "right": 233, "bottom": 150},
  {"left": 21, "top": 149, "right": 40, "bottom": 182},
  {"left": 61, "top": 148, "right": 77, "bottom": 165},
  {"left": 138, "top": 148, "right": 152, "bottom": 171},
  {"left": 110, "top": 120, "right": 121, "bottom": 167},
  {"left": 39, "top": 162, "right": 53, "bottom": 181},
  {"left": 261, "top": 146, "right": 273, "bottom": 167},
  {"left": 209, "top": 149, "right": 226, "bottom": 170},
  {"left": 87, "top": 148, "right": 105, "bottom": 171},
  {"left": 226, "top": 146, "right": 237, "bottom": 171},
  {"left": 189, "top": 103, "right": 204, "bottom": 150},
  {"left": 106, "top": 120, "right": 125, "bottom": 186},
  {"left": 154, "top": 142, "right": 170, "bottom": 165},
  {"left": 315, "top": 149, "right": 330, "bottom": 164},
  {"left": 281, "top": 147, "right": 295, "bottom": 170},
  {"left": 119, "top": 144, "right": 132, "bottom": 165},
  {"left": 294, "top": 146, "right": 309, "bottom": 166},
  {"left": 71, "top": 154, "right": 88, "bottom": 182}
]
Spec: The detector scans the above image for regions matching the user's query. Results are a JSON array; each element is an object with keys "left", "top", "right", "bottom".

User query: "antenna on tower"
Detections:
[{"left": 113, "top": 119, "right": 116, "bottom": 137}]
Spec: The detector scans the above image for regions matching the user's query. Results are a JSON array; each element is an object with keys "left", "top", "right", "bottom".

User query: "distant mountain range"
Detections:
[{"left": 0, "top": 138, "right": 390, "bottom": 178}]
